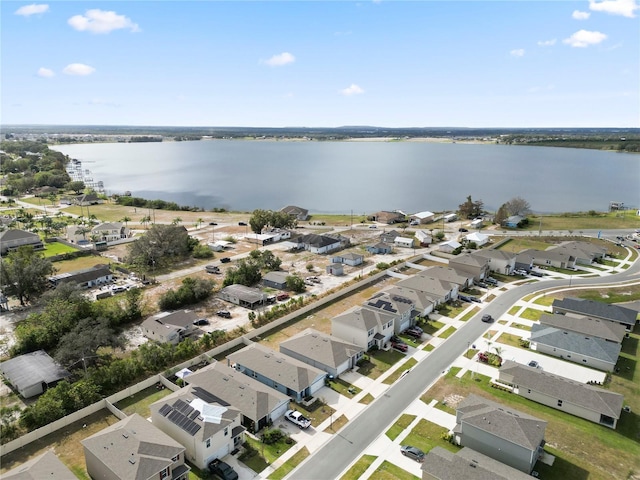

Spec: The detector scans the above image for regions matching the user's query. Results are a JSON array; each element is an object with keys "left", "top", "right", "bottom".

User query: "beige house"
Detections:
[
  {"left": 82, "top": 414, "right": 190, "bottom": 480},
  {"left": 150, "top": 386, "right": 245, "bottom": 470},
  {"left": 448, "top": 253, "right": 490, "bottom": 282},
  {"left": 92, "top": 222, "right": 130, "bottom": 243},
  {"left": 397, "top": 274, "right": 457, "bottom": 303},
  {"left": 332, "top": 306, "right": 396, "bottom": 351},
  {"left": 363, "top": 291, "right": 415, "bottom": 333},
  {"left": 385, "top": 285, "right": 437, "bottom": 316},
  {"left": 471, "top": 249, "right": 516, "bottom": 275}
]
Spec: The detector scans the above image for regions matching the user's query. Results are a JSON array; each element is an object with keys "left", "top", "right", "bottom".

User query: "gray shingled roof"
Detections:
[
  {"left": 385, "top": 286, "right": 438, "bottom": 311},
  {"left": 553, "top": 298, "right": 637, "bottom": 327},
  {"left": 472, "top": 249, "right": 516, "bottom": 262},
  {"left": 279, "top": 328, "right": 362, "bottom": 369},
  {"left": 449, "top": 253, "right": 489, "bottom": 268},
  {"left": 364, "top": 291, "right": 414, "bottom": 316},
  {"left": 262, "top": 271, "right": 289, "bottom": 284},
  {"left": 3, "top": 450, "right": 76, "bottom": 480},
  {"left": 332, "top": 306, "right": 396, "bottom": 332},
  {"left": 81, "top": 414, "right": 185, "bottom": 480},
  {"left": 517, "top": 248, "right": 575, "bottom": 264},
  {"left": 530, "top": 324, "right": 621, "bottom": 364},
  {"left": 397, "top": 274, "right": 455, "bottom": 298},
  {"left": 539, "top": 313, "right": 626, "bottom": 343},
  {"left": 499, "top": 361, "right": 623, "bottom": 419},
  {"left": 228, "top": 343, "right": 325, "bottom": 393},
  {"left": 184, "top": 362, "right": 289, "bottom": 422},
  {"left": 0, "top": 351, "right": 70, "bottom": 394},
  {"left": 48, "top": 264, "right": 112, "bottom": 285},
  {"left": 421, "top": 447, "right": 533, "bottom": 480},
  {"left": 297, "top": 233, "right": 341, "bottom": 248},
  {"left": 457, "top": 394, "right": 546, "bottom": 451},
  {"left": 419, "top": 265, "right": 473, "bottom": 286}
]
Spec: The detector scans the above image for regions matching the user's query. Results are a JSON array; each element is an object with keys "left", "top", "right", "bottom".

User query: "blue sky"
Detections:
[{"left": 2, "top": 0, "right": 638, "bottom": 127}]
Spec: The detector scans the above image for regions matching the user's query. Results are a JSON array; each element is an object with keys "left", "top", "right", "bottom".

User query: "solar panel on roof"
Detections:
[
  {"left": 158, "top": 404, "right": 172, "bottom": 417},
  {"left": 189, "top": 410, "right": 200, "bottom": 420}
]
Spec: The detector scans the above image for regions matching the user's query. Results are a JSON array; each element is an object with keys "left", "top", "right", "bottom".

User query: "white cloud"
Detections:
[
  {"left": 510, "top": 49, "right": 525, "bottom": 57},
  {"left": 563, "top": 29, "right": 607, "bottom": 47},
  {"left": 589, "top": 0, "right": 639, "bottom": 18},
  {"left": 15, "top": 4, "right": 49, "bottom": 16},
  {"left": 37, "top": 67, "right": 55, "bottom": 77},
  {"left": 63, "top": 63, "right": 96, "bottom": 76},
  {"left": 537, "top": 39, "right": 557, "bottom": 47},
  {"left": 68, "top": 9, "right": 140, "bottom": 34},
  {"left": 340, "top": 84, "right": 364, "bottom": 96},
  {"left": 262, "top": 52, "right": 296, "bottom": 67},
  {"left": 572, "top": 10, "right": 591, "bottom": 19}
]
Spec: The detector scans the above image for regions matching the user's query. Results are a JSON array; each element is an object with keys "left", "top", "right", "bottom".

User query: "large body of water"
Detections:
[{"left": 52, "top": 140, "right": 640, "bottom": 214}]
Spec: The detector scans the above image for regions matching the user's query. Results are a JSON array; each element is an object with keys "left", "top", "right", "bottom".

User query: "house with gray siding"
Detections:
[
  {"left": 82, "top": 414, "right": 190, "bottom": 480},
  {"left": 453, "top": 394, "right": 546, "bottom": 474},
  {"left": 141, "top": 310, "right": 200, "bottom": 345},
  {"left": 548, "top": 241, "right": 607, "bottom": 265},
  {"left": 331, "top": 252, "right": 364, "bottom": 266},
  {"left": 0, "top": 350, "right": 71, "bottom": 398},
  {"left": 279, "top": 328, "right": 364, "bottom": 378},
  {"left": 332, "top": 306, "right": 396, "bottom": 351},
  {"left": 397, "top": 273, "right": 458, "bottom": 303},
  {"left": 0, "top": 229, "right": 44, "bottom": 255},
  {"left": 261, "top": 271, "right": 289, "bottom": 290},
  {"left": 448, "top": 253, "right": 490, "bottom": 282},
  {"left": 218, "top": 284, "right": 267, "bottom": 309},
  {"left": 499, "top": 361, "right": 623, "bottom": 428},
  {"left": 516, "top": 249, "right": 575, "bottom": 270},
  {"left": 280, "top": 205, "right": 309, "bottom": 221},
  {"left": 366, "top": 242, "right": 393, "bottom": 254},
  {"left": 421, "top": 447, "right": 533, "bottom": 480},
  {"left": 552, "top": 298, "right": 637, "bottom": 331},
  {"left": 471, "top": 249, "right": 516, "bottom": 275},
  {"left": 539, "top": 313, "right": 627, "bottom": 344},
  {"left": 227, "top": 342, "right": 326, "bottom": 402},
  {"left": 420, "top": 265, "right": 474, "bottom": 290},
  {"left": 529, "top": 323, "right": 621, "bottom": 371},
  {"left": 363, "top": 291, "right": 415, "bottom": 333},
  {"left": 48, "top": 264, "right": 113, "bottom": 289}
]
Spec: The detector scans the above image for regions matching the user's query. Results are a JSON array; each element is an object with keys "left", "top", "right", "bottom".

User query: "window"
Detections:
[
  {"left": 386, "top": 321, "right": 393, "bottom": 329},
  {"left": 224, "top": 427, "right": 229, "bottom": 436},
  {"left": 206, "top": 438, "right": 211, "bottom": 448},
  {"left": 557, "top": 400, "right": 563, "bottom": 407},
  {"left": 171, "top": 454, "right": 179, "bottom": 462},
  {"left": 160, "top": 467, "right": 170, "bottom": 479},
  {"left": 367, "top": 329, "right": 374, "bottom": 337},
  {"left": 527, "top": 389, "right": 531, "bottom": 394}
]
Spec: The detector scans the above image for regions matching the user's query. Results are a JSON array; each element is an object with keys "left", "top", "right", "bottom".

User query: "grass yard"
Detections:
[
  {"left": 385, "top": 413, "right": 417, "bottom": 441},
  {"left": 459, "top": 307, "right": 479, "bottom": 322},
  {"left": 50, "top": 255, "right": 110, "bottom": 273},
  {"left": 290, "top": 399, "right": 335, "bottom": 428},
  {"left": 496, "top": 332, "right": 526, "bottom": 349},
  {"left": 359, "top": 393, "right": 375, "bottom": 405},
  {"left": 340, "top": 454, "right": 376, "bottom": 480},
  {"left": 239, "top": 434, "right": 296, "bottom": 473},
  {"left": 574, "top": 283, "right": 640, "bottom": 305},
  {"left": 422, "top": 370, "right": 640, "bottom": 480},
  {"left": 534, "top": 295, "right": 555, "bottom": 306},
  {"left": 402, "top": 418, "right": 460, "bottom": 455},
  {"left": 423, "top": 344, "right": 435, "bottom": 352},
  {"left": 326, "top": 378, "right": 361, "bottom": 398},
  {"left": 495, "top": 237, "right": 554, "bottom": 253},
  {"left": 422, "top": 320, "right": 445, "bottom": 335},
  {"left": 42, "top": 241, "right": 80, "bottom": 257},
  {"left": 438, "top": 326, "right": 456, "bottom": 339},
  {"left": 323, "top": 414, "right": 348, "bottom": 433},
  {"left": 435, "top": 302, "right": 467, "bottom": 319},
  {"left": 371, "top": 461, "right": 421, "bottom": 480},
  {"left": 268, "top": 447, "right": 310, "bottom": 480},
  {"left": 356, "top": 349, "right": 405, "bottom": 380},
  {"left": 113, "top": 385, "right": 173, "bottom": 417},
  {"left": 511, "top": 322, "right": 532, "bottom": 331},
  {"left": 521, "top": 212, "right": 640, "bottom": 231},
  {"left": 383, "top": 358, "right": 418, "bottom": 385},
  {"left": 519, "top": 307, "right": 545, "bottom": 321},
  {"left": 508, "top": 306, "right": 521, "bottom": 315}
]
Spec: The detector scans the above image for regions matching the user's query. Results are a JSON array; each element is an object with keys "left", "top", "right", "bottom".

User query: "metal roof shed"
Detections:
[{"left": 0, "top": 350, "right": 71, "bottom": 398}]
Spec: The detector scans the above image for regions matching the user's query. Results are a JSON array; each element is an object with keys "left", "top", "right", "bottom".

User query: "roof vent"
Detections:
[
  {"left": 129, "top": 459, "right": 136, "bottom": 465},
  {"left": 122, "top": 433, "right": 129, "bottom": 439},
  {"left": 469, "top": 463, "right": 476, "bottom": 468}
]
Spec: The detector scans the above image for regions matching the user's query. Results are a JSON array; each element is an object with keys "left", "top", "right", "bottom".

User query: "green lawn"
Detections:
[
  {"left": 422, "top": 320, "right": 445, "bottom": 335},
  {"left": 372, "top": 461, "right": 421, "bottom": 480},
  {"left": 326, "top": 378, "right": 361, "bottom": 398},
  {"left": 511, "top": 322, "right": 532, "bottom": 331},
  {"left": 50, "top": 256, "right": 110, "bottom": 273},
  {"left": 402, "top": 418, "right": 461, "bottom": 455},
  {"left": 459, "top": 307, "right": 479, "bottom": 322},
  {"left": 533, "top": 296, "right": 555, "bottom": 306},
  {"left": 268, "top": 447, "right": 309, "bottom": 480},
  {"left": 340, "top": 454, "right": 376, "bottom": 480},
  {"left": 496, "top": 332, "right": 525, "bottom": 349},
  {"left": 385, "top": 413, "right": 417, "bottom": 441},
  {"left": 423, "top": 344, "right": 435, "bottom": 352},
  {"left": 383, "top": 358, "right": 418, "bottom": 385},
  {"left": 508, "top": 306, "right": 521, "bottom": 315},
  {"left": 357, "top": 349, "right": 405, "bottom": 379},
  {"left": 519, "top": 308, "right": 544, "bottom": 321},
  {"left": 438, "top": 326, "right": 456, "bottom": 339},
  {"left": 290, "top": 399, "right": 335, "bottom": 428},
  {"left": 114, "top": 385, "right": 173, "bottom": 418},
  {"left": 42, "top": 241, "right": 80, "bottom": 257},
  {"left": 239, "top": 434, "right": 296, "bottom": 473},
  {"left": 359, "top": 393, "right": 375, "bottom": 405}
]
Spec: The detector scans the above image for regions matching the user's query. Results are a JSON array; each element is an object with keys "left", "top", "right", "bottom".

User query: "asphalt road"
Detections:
[{"left": 289, "top": 253, "right": 640, "bottom": 480}]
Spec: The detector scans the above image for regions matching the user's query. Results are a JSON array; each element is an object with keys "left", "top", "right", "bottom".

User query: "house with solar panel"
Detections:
[
  {"left": 363, "top": 291, "right": 416, "bottom": 333},
  {"left": 150, "top": 386, "right": 245, "bottom": 470}
]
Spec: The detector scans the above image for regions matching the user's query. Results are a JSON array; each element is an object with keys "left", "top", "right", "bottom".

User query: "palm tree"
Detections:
[
  {"left": 120, "top": 216, "right": 132, "bottom": 227},
  {"left": 172, "top": 217, "right": 182, "bottom": 225},
  {"left": 140, "top": 215, "right": 151, "bottom": 228},
  {"left": 196, "top": 217, "right": 204, "bottom": 228}
]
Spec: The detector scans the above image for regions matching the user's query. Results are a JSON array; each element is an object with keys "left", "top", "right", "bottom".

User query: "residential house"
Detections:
[
  {"left": 150, "top": 386, "right": 245, "bottom": 470},
  {"left": 499, "top": 361, "right": 624, "bottom": 428},
  {"left": 529, "top": 323, "right": 621, "bottom": 371},
  {"left": 548, "top": 241, "right": 607, "bottom": 265},
  {"left": 82, "top": 413, "right": 190, "bottom": 480},
  {"left": 503, "top": 215, "right": 524, "bottom": 228},
  {"left": 280, "top": 205, "right": 309, "bottom": 221},
  {"left": 397, "top": 274, "right": 456, "bottom": 304},
  {"left": 0, "top": 350, "right": 71, "bottom": 399},
  {"left": 366, "top": 242, "right": 393, "bottom": 255},
  {"left": 552, "top": 298, "right": 638, "bottom": 331},
  {"left": 516, "top": 249, "right": 576, "bottom": 270},
  {"left": 448, "top": 254, "right": 490, "bottom": 282},
  {"left": 464, "top": 232, "right": 489, "bottom": 247},
  {"left": 332, "top": 306, "right": 396, "bottom": 351},
  {"left": 295, "top": 233, "right": 343, "bottom": 254},
  {"left": 3, "top": 450, "right": 77, "bottom": 480},
  {"left": 394, "top": 236, "right": 416, "bottom": 248},
  {"left": 75, "top": 192, "right": 103, "bottom": 206},
  {"left": 279, "top": 328, "right": 364, "bottom": 378},
  {"left": 91, "top": 222, "right": 130, "bottom": 243},
  {"left": 415, "top": 230, "right": 432, "bottom": 246},
  {"left": 470, "top": 218, "right": 483, "bottom": 229},
  {"left": 261, "top": 271, "right": 289, "bottom": 290},
  {"left": 438, "top": 240, "right": 461, "bottom": 254},
  {"left": 379, "top": 230, "right": 402, "bottom": 244},
  {"left": 218, "top": 284, "right": 267, "bottom": 309},
  {"left": 443, "top": 213, "right": 458, "bottom": 222},
  {"left": 385, "top": 286, "right": 436, "bottom": 316},
  {"left": 0, "top": 229, "right": 44, "bottom": 255},
  {"left": 539, "top": 313, "right": 627, "bottom": 344},
  {"left": 410, "top": 211, "right": 435, "bottom": 224},
  {"left": 421, "top": 447, "right": 533, "bottom": 480},
  {"left": 48, "top": 264, "right": 113, "bottom": 289},
  {"left": 184, "top": 362, "right": 290, "bottom": 432},
  {"left": 331, "top": 252, "right": 364, "bottom": 266},
  {"left": 141, "top": 310, "right": 199, "bottom": 345},
  {"left": 227, "top": 342, "right": 326, "bottom": 402},
  {"left": 471, "top": 249, "right": 516, "bottom": 275},
  {"left": 244, "top": 229, "right": 291, "bottom": 246},
  {"left": 363, "top": 291, "right": 415, "bottom": 333},
  {"left": 326, "top": 263, "right": 344, "bottom": 276},
  {"left": 371, "top": 210, "right": 405, "bottom": 224},
  {"left": 420, "top": 266, "right": 474, "bottom": 290},
  {"left": 453, "top": 394, "right": 546, "bottom": 474}
]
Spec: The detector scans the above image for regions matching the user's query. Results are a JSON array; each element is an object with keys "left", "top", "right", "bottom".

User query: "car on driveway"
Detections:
[
  {"left": 284, "top": 409, "right": 311, "bottom": 429},
  {"left": 529, "top": 270, "right": 544, "bottom": 277},
  {"left": 458, "top": 228, "right": 468, "bottom": 232},
  {"left": 216, "top": 310, "right": 231, "bottom": 318},
  {"left": 528, "top": 360, "right": 540, "bottom": 368},
  {"left": 193, "top": 318, "right": 209, "bottom": 326},
  {"left": 220, "top": 257, "right": 231, "bottom": 263},
  {"left": 481, "top": 314, "right": 493, "bottom": 323},
  {"left": 405, "top": 326, "right": 423, "bottom": 338},
  {"left": 400, "top": 445, "right": 425, "bottom": 462},
  {"left": 208, "top": 459, "right": 238, "bottom": 480},
  {"left": 391, "top": 341, "right": 408, "bottom": 352}
]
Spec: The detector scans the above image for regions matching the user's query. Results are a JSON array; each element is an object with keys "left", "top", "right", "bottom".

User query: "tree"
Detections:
[
  {"left": 140, "top": 215, "right": 151, "bottom": 228},
  {"left": 120, "top": 216, "right": 131, "bottom": 227},
  {"left": 494, "top": 203, "right": 509, "bottom": 225},
  {"left": 126, "top": 224, "right": 191, "bottom": 272},
  {"left": 458, "top": 195, "right": 484, "bottom": 219},
  {"left": 223, "top": 258, "right": 262, "bottom": 287},
  {"left": 249, "top": 209, "right": 297, "bottom": 234},
  {"left": 54, "top": 317, "right": 122, "bottom": 368},
  {"left": 67, "top": 180, "right": 85, "bottom": 195},
  {"left": 1, "top": 246, "right": 54, "bottom": 306},
  {"left": 172, "top": 217, "right": 182, "bottom": 225},
  {"left": 286, "top": 275, "right": 306, "bottom": 293},
  {"left": 505, "top": 196, "right": 531, "bottom": 216}
]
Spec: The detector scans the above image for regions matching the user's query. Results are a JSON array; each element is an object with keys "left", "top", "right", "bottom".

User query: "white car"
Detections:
[{"left": 284, "top": 409, "right": 311, "bottom": 429}]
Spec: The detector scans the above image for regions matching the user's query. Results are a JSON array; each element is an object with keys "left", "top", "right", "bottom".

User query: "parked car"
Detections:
[
  {"left": 284, "top": 409, "right": 311, "bottom": 429},
  {"left": 514, "top": 269, "right": 528, "bottom": 275},
  {"left": 205, "top": 265, "right": 221, "bottom": 274},
  {"left": 528, "top": 360, "right": 540, "bottom": 368},
  {"left": 193, "top": 318, "right": 209, "bottom": 326},
  {"left": 481, "top": 314, "right": 493, "bottom": 323},
  {"left": 458, "top": 294, "right": 470, "bottom": 302},
  {"left": 111, "top": 285, "right": 127, "bottom": 293},
  {"left": 485, "top": 277, "right": 498, "bottom": 285},
  {"left": 477, "top": 282, "right": 489, "bottom": 288},
  {"left": 469, "top": 296, "right": 482, "bottom": 303},
  {"left": 238, "top": 221, "right": 247, "bottom": 226},
  {"left": 458, "top": 227, "right": 469, "bottom": 232},
  {"left": 391, "top": 335, "right": 403, "bottom": 343},
  {"left": 478, "top": 352, "right": 489, "bottom": 363},
  {"left": 220, "top": 257, "right": 231, "bottom": 263},
  {"left": 400, "top": 445, "right": 425, "bottom": 462},
  {"left": 216, "top": 310, "right": 231, "bottom": 318},
  {"left": 391, "top": 341, "right": 408, "bottom": 352},
  {"left": 369, "top": 224, "right": 377, "bottom": 229},
  {"left": 209, "top": 222, "right": 218, "bottom": 226},
  {"left": 405, "top": 327, "right": 422, "bottom": 338},
  {"left": 276, "top": 292, "right": 290, "bottom": 301},
  {"left": 529, "top": 270, "right": 544, "bottom": 277},
  {"left": 208, "top": 459, "right": 238, "bottom": 480}
]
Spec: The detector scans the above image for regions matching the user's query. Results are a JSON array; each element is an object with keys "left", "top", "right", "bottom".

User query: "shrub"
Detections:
[{"left": 262, "top": 428, "right": 285, "bottom": 445}]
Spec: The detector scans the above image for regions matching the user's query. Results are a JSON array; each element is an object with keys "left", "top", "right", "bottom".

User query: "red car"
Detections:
[{"left": 391, "top": 341, "right": 408, "bottom": 352}]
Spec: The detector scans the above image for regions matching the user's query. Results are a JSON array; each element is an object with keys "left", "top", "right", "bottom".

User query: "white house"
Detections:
[
  {"left": 410, "top": 211, "right": 435, "bottom": 224},
  {"left": 464, "top": 232, "right": 489, "bottom": 247},
  {"left": 438, "top": 240, "right": 461, "bottom": 254},
  {"left": 332, "top": 307, "right": 395, "bottom": 351},
  {"left": 472, "top": 249, "right": 516, "bottom": 275},
  {"left": 415, "top": 230, "right": 432, "bottom": 246},
  {"left": 394, "top": 236, "right": 416, "bottom": 248}
]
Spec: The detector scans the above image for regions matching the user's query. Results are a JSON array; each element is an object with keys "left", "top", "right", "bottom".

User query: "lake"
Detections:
[{"left": 52, "top": 140, "right": 640, "bottom": 214}]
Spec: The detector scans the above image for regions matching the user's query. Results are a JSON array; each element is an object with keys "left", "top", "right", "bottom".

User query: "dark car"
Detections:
[
  {"left": 481, "top": 314, "right": 493, "bottom": 323},
  {"left": 276, "top": 292, "right": 290, "bottom": 301},
  {"left": 208, "top": 459, "right": 238, "bottom": 480},
  {"left": 400, "top": 445, "right": 425, "bottom": 462},
  {"left": 209, "top": 222, "right": 218, "bottom": 225},
  {"left": 238, "top": 221, "right": 247, "bottom": 226},
  {"left": 529, "top": 270, "right": 544, "bottom": 277},
  {"left": 458, "top": 228, "right": 469, "bottom": 232},
  {"left": 220, "top": 257, "right": 231, "bottom": 263},
  {"left": 469, "top": 296, "right": 482, "bottom": 303},
  {"left": 458, "top": 294, "right": 470, "bottom": 302},
  {"left": 391, "top": 341, "right": 408, "bottom": 352},
  {"left": 485, "top": 277, "right": 498, "bottom": 285},
  {"left": 216, "top": 310, "right": 232, "bottom": 318},
  {"left": 405, "top": 327, "right": 422, "bottom": 338},
  {"left": 193, "top": 318, "right": 209, "bottom": 326}
]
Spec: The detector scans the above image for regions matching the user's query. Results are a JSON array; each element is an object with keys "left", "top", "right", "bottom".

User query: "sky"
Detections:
[{"left": 1, "top": 0, "right": 639, "bottom": 128}]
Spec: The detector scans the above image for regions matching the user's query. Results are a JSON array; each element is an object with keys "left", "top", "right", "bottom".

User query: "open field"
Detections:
[
  {"left": 50, "top": 255, "right": 110, "bottom": 273},
  {"left": 41, "top": 241, "right": 80, "bottom": 257}
]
